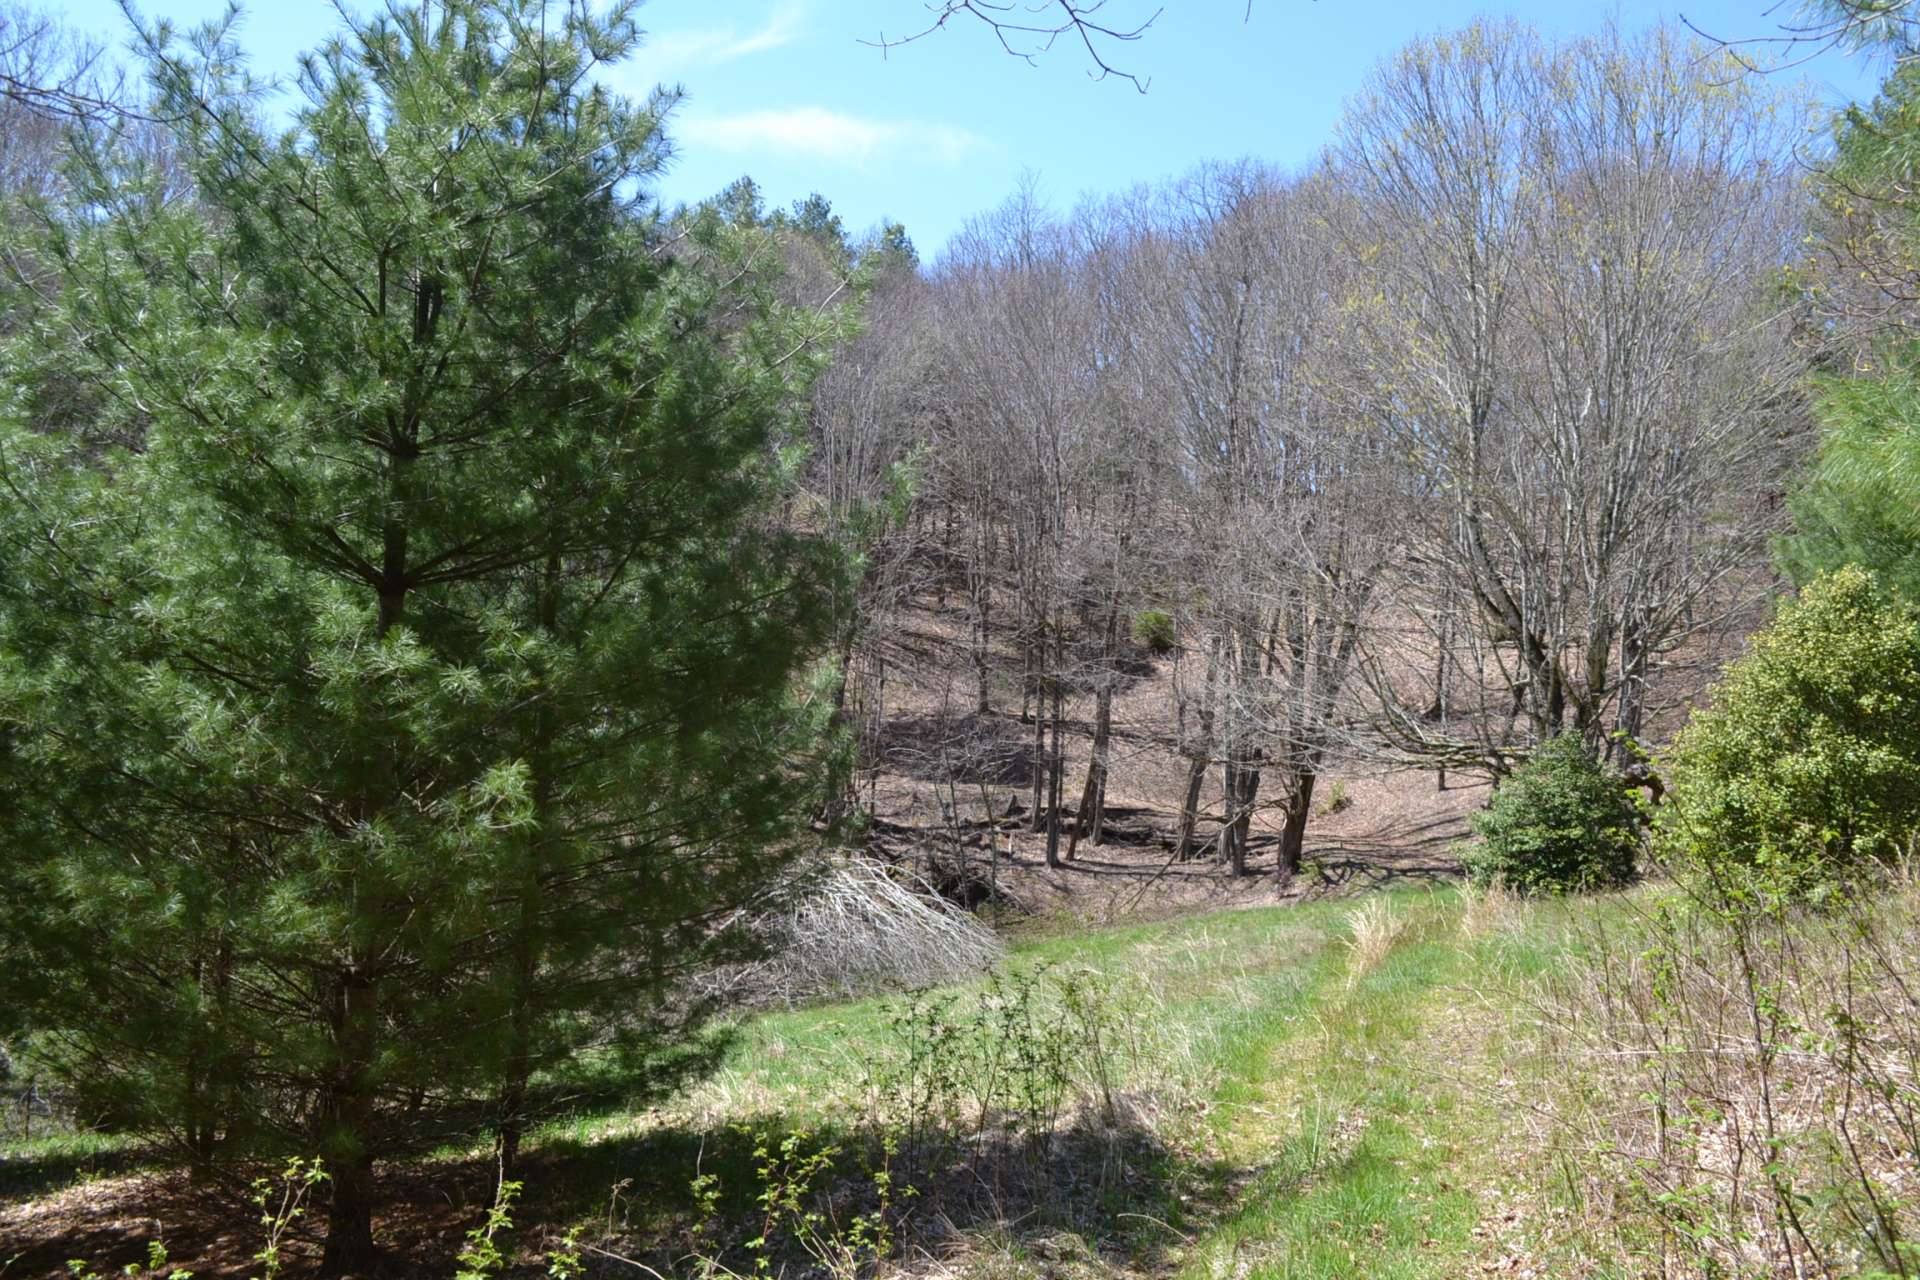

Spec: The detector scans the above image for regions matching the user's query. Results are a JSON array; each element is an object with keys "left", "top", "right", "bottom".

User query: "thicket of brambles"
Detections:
[{"left": 6, "top": 0, "right": 1920, "bottom": 1274}]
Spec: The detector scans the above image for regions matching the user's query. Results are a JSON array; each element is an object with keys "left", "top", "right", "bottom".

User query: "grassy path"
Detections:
[
  {"left": 1173, "top": 895, "right": 1504, "bottom": 1280},
  {"left": 650, "top": 889, "right": 1559, "bottom": 1280},
  {"left": 0, "top": 889, "right": 1583, "bottom": 1277}
]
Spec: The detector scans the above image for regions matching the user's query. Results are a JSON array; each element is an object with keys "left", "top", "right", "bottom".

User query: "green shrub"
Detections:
[
  {"left": 1462, "top": 734, "right": 1640, "bottom": 893},
  {"left": 1130, "top": 609, "right": 1176, "bottom": 656},
  {"left": 1658, "top": 566, "right": 1920, "bottom": 897}
]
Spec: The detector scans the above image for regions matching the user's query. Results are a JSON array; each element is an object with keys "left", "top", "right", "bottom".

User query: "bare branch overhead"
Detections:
[
  {"left": 865, "top": 1, "right": 1166, "bottom": 92},
  {"left": 1681, "top": 0, "right": 1920, "bottom": 73}
]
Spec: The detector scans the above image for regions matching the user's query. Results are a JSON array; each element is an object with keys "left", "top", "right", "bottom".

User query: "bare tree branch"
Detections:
[
  {"left": 1681, "top": 0, "right": 1920, "bottom": 74},
  {"left": 865, "top": 1, "right": 1165, "bottom": 92},
  {"left": 0, "top": 3, "right": 130, "bottom": 123}
]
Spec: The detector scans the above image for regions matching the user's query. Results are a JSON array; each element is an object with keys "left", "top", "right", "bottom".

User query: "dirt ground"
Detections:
[{"left": 850, "top": 597, "right": 1481, "bottom": 923}]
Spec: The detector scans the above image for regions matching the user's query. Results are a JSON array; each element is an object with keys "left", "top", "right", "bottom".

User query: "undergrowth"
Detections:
[{"left": 17, "top": 882, "right": 1920, "bottom": 1280}]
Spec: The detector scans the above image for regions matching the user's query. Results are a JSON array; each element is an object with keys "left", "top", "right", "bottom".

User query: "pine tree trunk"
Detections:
[
  {"left": 320, "top": 290, "right": 424, "bottom": 1274},
  {"left": 321, "top": 1152, "right": 378, "bottom": 1278},
  {"left": 499, "top": 551, "right": 563, "bottom": 1174},
  {"left": 495, "top": 925, "right": 536, "bottom": 1174},
  {"left": 185, "top": 932, "right": 234, "bottom": 1182},
  {"left": 319, "top": 970, "right": 380, "bottom": 1277}
]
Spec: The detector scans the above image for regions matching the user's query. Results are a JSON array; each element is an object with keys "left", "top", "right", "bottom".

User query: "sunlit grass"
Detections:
[{"left": 2, "top": 885, "right": 1646, "bottom": 1277}]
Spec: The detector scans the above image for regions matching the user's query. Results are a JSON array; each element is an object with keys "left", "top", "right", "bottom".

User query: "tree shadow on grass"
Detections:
[
  {"left": 0, "top": 1151, "right": 147, "bottom": 1206},
  {"left": 0, "top": 1100, "right": 1246, "bottom": 1279},
  {"left": 524, "top": 1100, "right": 1238, "bottom": 1280}
]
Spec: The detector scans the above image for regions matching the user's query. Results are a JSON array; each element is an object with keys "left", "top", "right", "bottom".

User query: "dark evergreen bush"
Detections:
[{"left": 1463, "top": 734, "right": 1641, "bottom": 893}]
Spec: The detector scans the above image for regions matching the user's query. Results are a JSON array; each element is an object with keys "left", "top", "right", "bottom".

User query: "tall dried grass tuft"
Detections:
[
  {"left": 702, "top": 854, "right": 1006, "bottom": 1008},
  {"left": 1344, "top": 897, "right": 1408, "bottom": 984},
  {"left": 1457, "top": 877, "right": 1517, "bottom": 941}
]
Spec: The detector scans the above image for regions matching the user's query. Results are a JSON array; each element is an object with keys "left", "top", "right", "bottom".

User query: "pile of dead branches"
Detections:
[{"left": 707, "top": 854, "right": 1005, "bottom": 1008}]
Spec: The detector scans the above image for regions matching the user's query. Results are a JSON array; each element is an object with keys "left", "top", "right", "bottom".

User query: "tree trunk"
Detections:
[
  {"left": 320, "top": 302, "right": 423, "bottom": 1274},
  {"left": 1030, "top": 681, "right": 1047, "bottom": 833},
  {"left": 1216, "top": 763, "right": 1239, "bottom": 870},
  {"left": 1176, "top": 637, "right": 1221, "bottom": 860},
  {"left": 937, "top": 503, "right": 954, "bottom": 611},
  {"left": 1066, "top": 680, "right": 1113, "bottom": 861},
  {"left": 184, "top": 932, "right": 234, "bottom": 1182},
  {"left": 1434, "top": 614, "right": 1451, "bottom": 791},
  {"left": 1220, "top": 760, "right": 1261, "bottom": 877},
  {"left": 1044, "top": 677, "right": 1066, "bottom": 868},
  {"left": 319, "top": 970, "right": 380, "bottom": 1277},
  {"left": 321, "top": 1151, "right": 378, "bottom": 1278},
  {"left": 970, "top": 526, "right": 994, "bottom": 715},
  {"left": 498, "top": 552, "right": 564, "bottom": 1173},
  {"left": 1277, "top": 770, "right": 1316, "bottom": 887},
  {"left": 819, "top": 628, "right": 860, "bottom": 827},
  {"left": 1176, "top": 758, "right": 1208, "bottom": 861},
  {"left": 495, "top": 940, "right": 535, "bottom": 1174},
  {"left": 1616, "top": 605, "right": 1651, "bottom": 761}
]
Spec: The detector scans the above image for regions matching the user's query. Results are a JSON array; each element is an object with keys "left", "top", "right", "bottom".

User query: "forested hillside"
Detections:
[{"left": 4, "top": 0, "right": 1920, "bottom": 1276}]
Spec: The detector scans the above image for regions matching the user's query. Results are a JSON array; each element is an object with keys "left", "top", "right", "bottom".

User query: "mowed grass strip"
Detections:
[{"left": 517, "top": 888, "right": 1581, "bottom": 1278}]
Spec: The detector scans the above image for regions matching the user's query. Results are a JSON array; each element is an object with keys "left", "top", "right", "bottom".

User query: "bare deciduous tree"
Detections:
[{"left": 1332, "top": 22, "right": 1810, "bottom": 778}]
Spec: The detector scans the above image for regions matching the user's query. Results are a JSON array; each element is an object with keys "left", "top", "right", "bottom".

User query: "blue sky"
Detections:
[{"left": 61, "top": 1, "right": 1885, "bottom": 261}]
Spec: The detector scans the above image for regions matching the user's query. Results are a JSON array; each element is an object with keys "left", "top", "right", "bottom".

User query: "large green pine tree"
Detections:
[
  {"left": 0, "top": 0, "right": 844, "bottom": 1270},
  {"left": 1784, "top": 54, "right": 1920, "bottom": 594}
]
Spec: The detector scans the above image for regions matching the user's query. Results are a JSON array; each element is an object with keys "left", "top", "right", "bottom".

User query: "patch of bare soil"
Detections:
[
  {"left": 0, "top": 1158, "right": 507, "bottom": 1279},
  {"left": 851, "top": 598, "right": 1477, "bottom": 924}
]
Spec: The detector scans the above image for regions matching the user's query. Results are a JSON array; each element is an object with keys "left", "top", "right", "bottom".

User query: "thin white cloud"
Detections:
[
  {"left": 644, "top": 2, "right": 807, "bottom": 68},
  {"left": 679, "top": 107, "right": 986, "bottom": 167}
]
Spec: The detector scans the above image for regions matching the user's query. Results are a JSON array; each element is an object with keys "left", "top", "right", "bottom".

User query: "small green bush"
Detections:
[
  {"left": 1130, "top": 609, "right": 1176, "bottom": 656},
  {"left": 1317, "top": 780, "right": 1353, "bottom": 817},
  {"left": 1462, "top": 734, "right": 1640, "bottom": 893},
  {"left": 1658, "top": 566, "right": 1920, "bottom": 897}
]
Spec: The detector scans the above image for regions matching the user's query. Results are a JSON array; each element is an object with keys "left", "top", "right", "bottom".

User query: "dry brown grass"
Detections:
[
  {"left": 1456, "top": 876, "right": 1518, "bottom": 940},
  {"left": 1530, "top": 885, "right": 1920, "bottom": 1277},
  {"left": 1342, "top": 897, "right": 1410, "bottom": 984}
]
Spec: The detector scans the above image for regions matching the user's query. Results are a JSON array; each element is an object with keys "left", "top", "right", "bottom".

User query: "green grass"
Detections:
[
  {"left": 0, "top": 1124, "right": 146, "bottom": 1199},
  {"left": 0, "top": 885, "right": 1619, "bottom": 1277},
  {"left": 508, "top": 886, "right": 1619, "bottom": 1279}
]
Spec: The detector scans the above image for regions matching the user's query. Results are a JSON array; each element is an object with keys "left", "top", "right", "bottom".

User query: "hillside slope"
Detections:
[{"left": 849, "top": 594, "right": 1488, "bottom": 922}]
